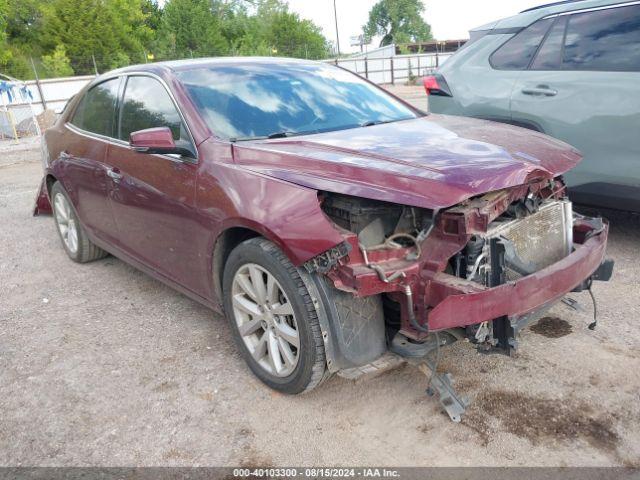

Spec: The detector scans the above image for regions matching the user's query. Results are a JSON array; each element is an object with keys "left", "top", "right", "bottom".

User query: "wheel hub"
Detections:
[{"left": 231, "top": 263, "right": 300, "bottom": 377}]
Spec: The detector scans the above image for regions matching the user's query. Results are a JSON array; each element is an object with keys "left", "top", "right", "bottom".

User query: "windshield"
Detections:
[{"left": 176, "top": 62, "right": 420, "bottom": 140}]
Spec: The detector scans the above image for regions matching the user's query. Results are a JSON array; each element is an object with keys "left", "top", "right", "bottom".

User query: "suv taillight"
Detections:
[{"left": 423, "top": 74, "right": 452, "bottom": 97}]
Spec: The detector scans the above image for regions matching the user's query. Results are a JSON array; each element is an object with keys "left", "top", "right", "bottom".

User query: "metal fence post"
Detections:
[
  {"left": 417, "top": 55, "right": 421, "bottom": 77},
  {"left": 365, "top": 57, "right": 369, "bottom": 79},
  {"left": 390, "top": 58, "right": 394, "bottom": 85},
  {"left": 92, "top": 55, "right": 99, "bottom": 76},
  {"left": 30, "top": 57, "right": 47, "bottom": 110}
]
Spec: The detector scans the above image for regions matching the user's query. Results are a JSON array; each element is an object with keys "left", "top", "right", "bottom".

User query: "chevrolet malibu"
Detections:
[{"left": 34, "top": 58, "right": 613, "bottom": 413}]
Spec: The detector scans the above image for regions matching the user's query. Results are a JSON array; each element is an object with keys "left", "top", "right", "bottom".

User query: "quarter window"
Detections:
[
  {"left": 562, "top": 4, "right": 640, "bottom": 72},
  {"left": 490, "top": 18, "right": 554, "bottom": 69},
  {"left": 119, "top": 76, "right": 194, "bottom": 155},
  {"left": 70, "top": 78, "right": 120, "bottom": 137}
]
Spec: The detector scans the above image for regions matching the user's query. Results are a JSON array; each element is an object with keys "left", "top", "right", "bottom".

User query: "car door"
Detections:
[
  {"left": 105, "top": 74, "right": 205, "bottom": 294},
  {"left": 63, "top": 77, "right": 122, "bottom": 243},
  {"left": 510, "top": 3, "right": 640, "bottom": 208},
  {"left": 431, "top": 17, "right": 557, "bottom": 121}
]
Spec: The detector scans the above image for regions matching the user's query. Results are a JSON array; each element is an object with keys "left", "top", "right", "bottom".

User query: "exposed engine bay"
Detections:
[{"left": 307, "top": 179, "right": 612, "bottom": 422}]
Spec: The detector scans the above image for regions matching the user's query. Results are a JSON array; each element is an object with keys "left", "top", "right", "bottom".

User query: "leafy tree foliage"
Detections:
[
  {"left": 0, "top": 0, "right": 8, "bottom": 58},
  {"left": 364, "top": 0, "right": 432, "bottom": 47},
  {"left": 0, "top": 0, "right": 329, "bottom": 79},
  {"left": 41, "top": 44, "right": 74, "bottom": 77},
  {"left": 39, "top": 0, "right": 153, "bottom": 72},
  {"left": 155, "top": 0, "right": 228, "bottom": 59}
]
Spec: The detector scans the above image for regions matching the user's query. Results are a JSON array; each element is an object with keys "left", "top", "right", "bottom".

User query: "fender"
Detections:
[{"left": 197, "top": 141, "right": 345, "bottom": 266}]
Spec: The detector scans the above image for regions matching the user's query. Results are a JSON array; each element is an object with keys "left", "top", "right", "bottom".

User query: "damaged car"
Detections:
[{"left": 34, "top": 58, "right": 613, "bottom": 421}]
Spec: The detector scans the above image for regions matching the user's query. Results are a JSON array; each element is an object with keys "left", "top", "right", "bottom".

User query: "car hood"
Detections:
[{"left": 231, "top": 114, "right": 581, "bottom": 210}]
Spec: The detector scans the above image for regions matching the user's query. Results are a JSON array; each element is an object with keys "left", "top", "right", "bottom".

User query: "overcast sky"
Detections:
[{"left": 286, "top": 0, "right": 544, "bottom": 53}]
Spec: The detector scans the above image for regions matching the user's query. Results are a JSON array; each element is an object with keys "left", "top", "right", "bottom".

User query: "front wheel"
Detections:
[{"left": 222, "top": 238, "right": 328, "bottom": 394}]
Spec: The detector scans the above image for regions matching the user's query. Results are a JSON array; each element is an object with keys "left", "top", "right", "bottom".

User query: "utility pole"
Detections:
[{"left": 333, "top": 0, "right": 341, "bottom": 57}]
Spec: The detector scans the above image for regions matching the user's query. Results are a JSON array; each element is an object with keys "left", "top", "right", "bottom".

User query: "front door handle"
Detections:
[
  {"left": 522, "top": 86, "right": 557, "bottom": 97},
  {"left": 107, "top": 168, "right": 123, "bottom": 182}
]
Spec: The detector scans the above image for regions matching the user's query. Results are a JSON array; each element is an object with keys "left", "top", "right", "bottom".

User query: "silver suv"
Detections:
[{"left": 427, "top": 0, "right": 640, "bottom": 212}]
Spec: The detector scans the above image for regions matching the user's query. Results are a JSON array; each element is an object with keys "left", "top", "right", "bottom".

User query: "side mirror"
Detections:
[{"left": 129, "top": 127, "right": 190, "bottom": 156}]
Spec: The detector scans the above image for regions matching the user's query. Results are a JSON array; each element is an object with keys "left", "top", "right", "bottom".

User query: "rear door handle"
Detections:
[
  {"left": 522, "top": 87, "right": 557, "bottom": 97},
  {"left": 107, "top": 168, "right": 123, "bottom": 182}
]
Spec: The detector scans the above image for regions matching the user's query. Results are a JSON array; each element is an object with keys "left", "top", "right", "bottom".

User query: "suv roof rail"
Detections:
[{"left": 520, "top": 0, "right": 588, "bottom": 13}]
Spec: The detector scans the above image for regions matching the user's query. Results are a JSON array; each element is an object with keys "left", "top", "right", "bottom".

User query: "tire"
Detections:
[
  {"left": 50, "top": 181, "right": 108, "bottom": 263},
  {"left": 222, "top": 237, "right": 328, "bottom": 394}
]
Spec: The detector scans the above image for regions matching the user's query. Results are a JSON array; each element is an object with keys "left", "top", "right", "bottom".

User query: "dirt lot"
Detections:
[{"left": 1, "top": 105, "right": 639, "bottom": 467}]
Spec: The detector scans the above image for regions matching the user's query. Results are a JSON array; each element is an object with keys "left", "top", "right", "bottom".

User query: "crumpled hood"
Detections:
[{"left": 231, "top": 114, "right": 582, "bottom": 210}]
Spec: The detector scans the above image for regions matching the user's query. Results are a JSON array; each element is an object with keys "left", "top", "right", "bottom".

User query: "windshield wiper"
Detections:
[
  {"left": 229, "top": 135, "right": 268, "bottom": 142},
  {"left": 229, "top": 131, "right": 305, "bottom": 142},
  {"left": 267, "top": 131, "right": 300, "bottom": 139},
  {"left": 360, "top": 119, "right": 395, "bottom": 127}
]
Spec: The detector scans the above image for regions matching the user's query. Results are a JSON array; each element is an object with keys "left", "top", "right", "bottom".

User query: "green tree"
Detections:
[
  {"left": 4, "top": 0, "right": 43, "bottom": 49},
  {"left": 41, "top": 44, "right": 74, "bottom": 76},
  {"left": 0, "top": 0, "right": 33, "bottom": 79},
  {"left": 0, "top": 0, "right": 11, "bottom": 70},
  {"left": 363, "top": 0, "right": 432, "bottom": 47},
  {"left": 0, "top": 0, "right": 330, "bottom": 79},
  {"left": 39, "top": 0, "right": 152, "bottom": 74},
  {"left": 155, "top": 0, "right": 228, "bottom": 59},
  {"left": 0, "top": 0, "right": 8, "bottom": 50},
  {"left": 141, "top": 0, "right": 162, "bottom": 32},
  {"left": 233, "top": 0, "right": 328, "bottom": 59}
]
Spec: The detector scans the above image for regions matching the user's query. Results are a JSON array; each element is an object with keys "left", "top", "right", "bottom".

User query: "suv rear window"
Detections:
[
  {"left": 490, "top": 17, "right": 554, "bottom": 69},
  {"left": 563, "top": 4, "right": 640, "bottom": 71},
  {"left": 70, "top": 78, "right": 120, "bottom": 137}
]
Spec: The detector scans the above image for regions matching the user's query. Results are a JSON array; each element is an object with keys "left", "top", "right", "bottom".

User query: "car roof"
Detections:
[
  {"left": 471, "top": 0, "right": 634, "bottom": 31},
  {"left": 105, "top": 56, "right": 324, "bottom": 76},
  {"left": 520, "top": 0, "right": 599, "bottom": 13}
]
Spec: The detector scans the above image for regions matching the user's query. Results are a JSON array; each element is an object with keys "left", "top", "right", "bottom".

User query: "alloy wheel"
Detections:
[
  {"left": 53, "top": 192, "right": 78, "bottom": 254},
  {"left": 231, "top": 263, "right": 300, "bottom": 377}
]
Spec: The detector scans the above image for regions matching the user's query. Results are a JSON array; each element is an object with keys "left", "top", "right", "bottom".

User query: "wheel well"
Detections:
[
  {"left": 45, "top": 174, "right": 58, "bottom": 195},
  {"left": 212, "top": 227, "right": 261, "bottom": 308}
]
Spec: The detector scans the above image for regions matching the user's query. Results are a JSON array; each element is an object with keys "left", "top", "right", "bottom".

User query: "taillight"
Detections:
[{"left": 423, "top": 74, "right": 452, "bottom": 97}]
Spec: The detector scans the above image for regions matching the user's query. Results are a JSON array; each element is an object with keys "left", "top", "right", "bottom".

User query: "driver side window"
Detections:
[{"left": 119, "top": 75, "right": 195, "bottom": 156}]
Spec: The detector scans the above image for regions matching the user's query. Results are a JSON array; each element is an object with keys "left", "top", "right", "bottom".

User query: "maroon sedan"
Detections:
[{"left": 34, "top": 58, "right": 612, "bottom": 416}]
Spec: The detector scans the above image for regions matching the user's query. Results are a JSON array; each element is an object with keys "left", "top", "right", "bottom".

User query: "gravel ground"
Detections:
[{"left": 1, "top": 102, "right": 639, "bottom": 467}]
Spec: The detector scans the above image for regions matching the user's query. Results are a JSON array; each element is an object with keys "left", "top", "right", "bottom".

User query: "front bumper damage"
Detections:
[
  {"left": 327, "top": 213, "right": 611, "bottom": 344},
  {"left": 316, "top": 186, "right": 613, "bottom": 422},
  {"left": 426, "top": 219, "right": 608, "bottom": 331}
]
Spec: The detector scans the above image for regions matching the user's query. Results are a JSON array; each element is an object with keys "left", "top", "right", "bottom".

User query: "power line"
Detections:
[{"left": 333, "top": 0, "right": 340, "bottom": 56}]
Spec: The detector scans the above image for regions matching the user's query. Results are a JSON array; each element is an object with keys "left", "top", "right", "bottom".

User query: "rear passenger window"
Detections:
[
  {"left": 531, "top": 17, "right": 567, "bottom": 70},
  {"left": 490, "top": 18, "right": 554, "bottom": 69},
  {"left": 70, "top": 78, "right": 120, "bottom": 137},
  {"left": 562, "top": 4, "right": 640, "bottom": 72}
]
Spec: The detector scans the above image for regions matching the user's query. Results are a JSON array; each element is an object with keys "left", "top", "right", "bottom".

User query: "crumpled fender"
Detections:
[{"left": 196, "top": 140, "right": 346, "bottom": 265}]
